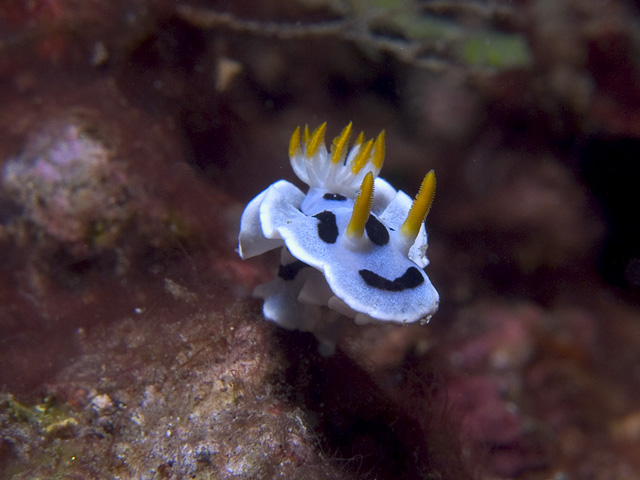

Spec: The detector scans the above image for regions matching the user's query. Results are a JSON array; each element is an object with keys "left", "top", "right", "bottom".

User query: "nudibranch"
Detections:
[{"left": 238, "top": 123, "right": 439, "bottom": 353}]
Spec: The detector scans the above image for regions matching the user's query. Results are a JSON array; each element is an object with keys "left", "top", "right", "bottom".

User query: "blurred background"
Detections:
[{"left": 1, "top": 0, "right": 640, "bottom": 478}]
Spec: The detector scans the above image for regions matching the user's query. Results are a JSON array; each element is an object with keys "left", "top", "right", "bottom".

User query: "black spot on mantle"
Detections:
[
  {"left": 313, "top": 211, "right": 339, "bottom": 244},
  {"left": 323, "top": 193, "right": 347, "bottom": 201},
  {"left": 359, "top": 267, "right": 424, "bottom": 291},
  {"left": 365, "top": 215, "right": 389, "bottom": 246}
]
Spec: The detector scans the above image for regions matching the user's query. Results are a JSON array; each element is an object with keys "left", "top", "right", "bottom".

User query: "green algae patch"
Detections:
[
  {"left": 0, "top": 395, "right": 87, "bottom": 479},
  {"left": 461, "top": 32, "right": 532, "bottom": 69},
  {"left": 2, "top": 395, "right": 79, "bottom": 438}
]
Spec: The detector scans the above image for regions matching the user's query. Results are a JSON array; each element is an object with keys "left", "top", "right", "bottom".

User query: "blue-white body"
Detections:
[{"left": 238, "top": 123, "right": 439, "bottom": 352}]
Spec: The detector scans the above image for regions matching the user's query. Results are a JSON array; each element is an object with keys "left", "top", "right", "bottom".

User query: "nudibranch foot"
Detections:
[{"left": 238, "top": 123, "right": 439, "bottom": 353}]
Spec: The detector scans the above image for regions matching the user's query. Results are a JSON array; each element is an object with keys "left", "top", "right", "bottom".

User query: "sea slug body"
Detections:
[{"left": 238, "top": 123, "right": 439, "bottom": 353}]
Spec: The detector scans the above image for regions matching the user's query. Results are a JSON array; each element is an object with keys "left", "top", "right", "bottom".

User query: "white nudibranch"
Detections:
[{"left": 238, "top": 123, "right": 439, "bottom": 353}]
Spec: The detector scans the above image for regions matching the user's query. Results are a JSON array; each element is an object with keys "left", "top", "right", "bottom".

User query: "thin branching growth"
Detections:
[{"left": 177, "top": 0, "right": 531, "bottom": 75}]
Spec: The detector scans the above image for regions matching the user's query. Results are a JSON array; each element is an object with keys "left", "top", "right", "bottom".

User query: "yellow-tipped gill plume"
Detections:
[
  {"left": 400, "top": 170, "right": 436, "bottom": 241},
  {"left": 371, "top": 130, "right": 385, "bottom": 170},
  {"left": 351, "top": 139, "right": 374, "bottom": 174},
  {"left": 346, "top": 171, "right": 375, "bottom": 239},
  {"left": 289, "top": 126, "right": 302, "bottom": 159},
  {"left": 288, "top": 123, "right": 387, "bottom": 191},
  {"left": 330, "top": 122, "right": 352, "bottom": 165},
  {"left": 348, "top": 130, "right": 385, "bottom": 176},
  {"left": 305, "top": 122, "right": 326, "bottom": 158},
  {"left": 353, "top": 131, "right": 364, "bottom": 149}
]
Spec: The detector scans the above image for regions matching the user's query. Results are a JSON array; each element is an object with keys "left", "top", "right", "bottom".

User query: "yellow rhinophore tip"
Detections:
[
  {"left": 289, "top": 126, "right": 301, "bottom": 158},
  {"left": 303, "top": 125, "right": 310, "bottom": 144},
  {"left": 346, "top": 171, "right": 374, "bottom": 239},
  {"left": 372, "top": 130, "right": 385, "bottom": 169},
  {"left": 351, "top": 139, "right": 374, "bottom": 174},
  {"left": 400, "top": 170, "right": 436, "bottom": 240},
  {"left": 306, "top": 122, "right": 327, "bottom": 158},
  {"left": 330, "top": 122, "right": 352, "bottom": 164}
]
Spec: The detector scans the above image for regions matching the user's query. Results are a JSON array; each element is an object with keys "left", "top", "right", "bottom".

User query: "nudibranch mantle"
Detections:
[{"left": 238, "top": 123, "right": 439, "bottom": 350}]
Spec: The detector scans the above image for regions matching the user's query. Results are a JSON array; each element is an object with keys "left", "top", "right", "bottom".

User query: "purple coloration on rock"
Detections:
[{"left": 2, "top": 124, "right": 130, "bottom": 244}]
